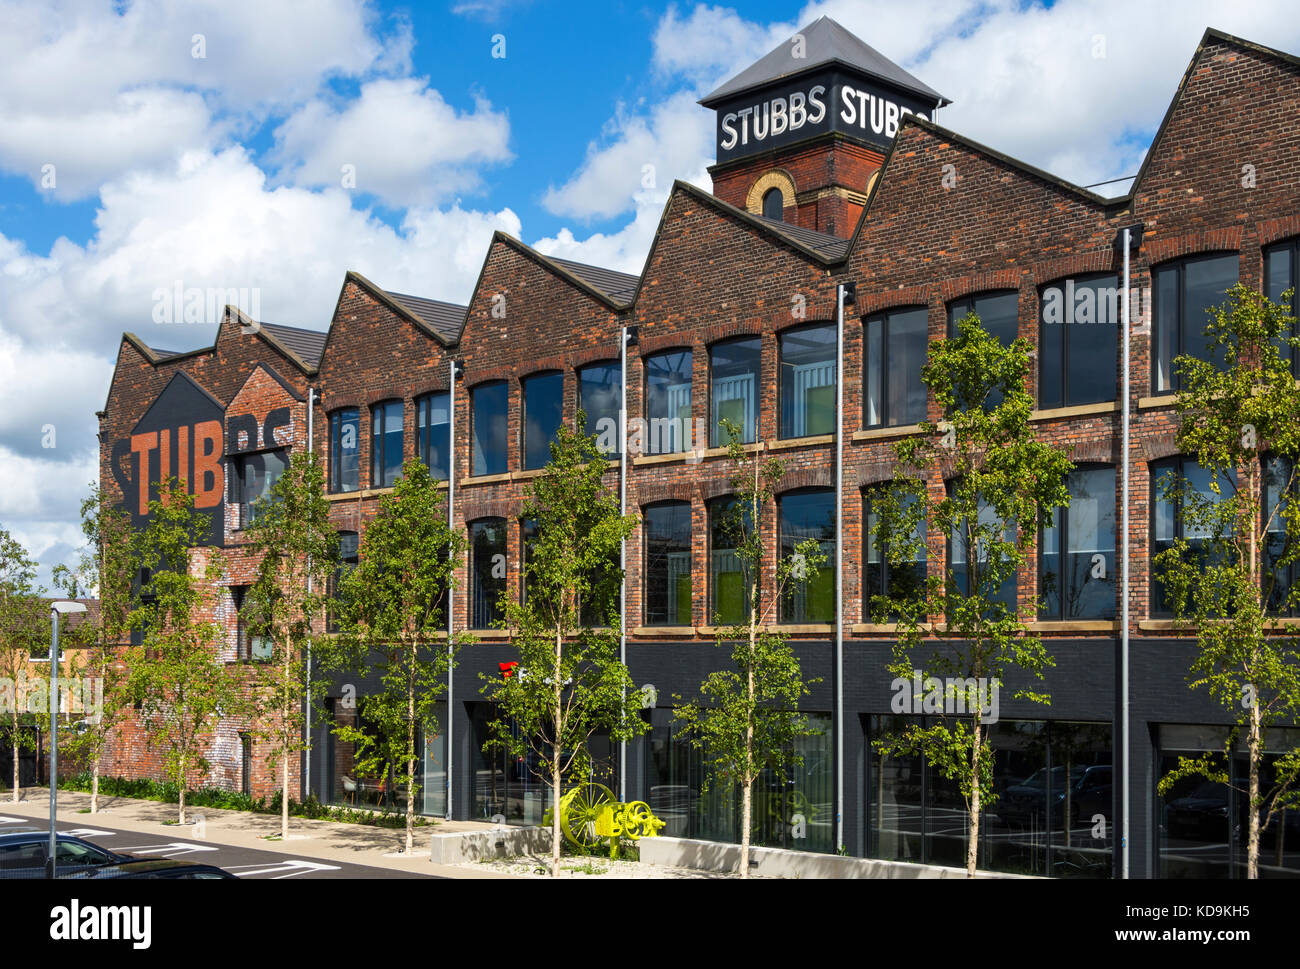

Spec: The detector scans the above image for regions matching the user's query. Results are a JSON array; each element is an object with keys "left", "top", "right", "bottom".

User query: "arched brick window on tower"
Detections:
[{"left": 746, "top": 170, "right": 795, "bottom": 222}]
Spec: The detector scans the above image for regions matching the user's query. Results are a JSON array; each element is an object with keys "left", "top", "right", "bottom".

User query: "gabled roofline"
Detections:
[
  {"left": 483, "top": 232, "right": 635, "bottom": 312},
  {"left": 314, "top": 270, "right": 458, "bottom": 377},
  {"left": 226, "top": 305, "right": 317, "bottom": 376},
  {"left": 136, "top": 370, "right": 226, "bottom": 426},
  {"left": 842, "top": 114, "right": 1127, "bottom": 258},
  {"left": 1128, "top": 27, "right": 1300, "bottom": 198},
  {"left": 238, "top": 361, "right": 306, "bottom": 404}
]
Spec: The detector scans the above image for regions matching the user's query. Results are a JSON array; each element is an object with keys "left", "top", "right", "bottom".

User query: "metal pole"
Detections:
[
  {"left": 447, "top": 358, "right": 457, "bottom": 819},
  {"left": 305, "top": 387, "right": 314, "bottom": 802},
  {"left": 47, "top": 607, "right": 58, "bottom": 879},
  {"left": 834, "top": 284, "right": 846, "bottom": 854},
  {"left": 619, "top": 325, "right": 629, "bottom": 803},
  {"left": 1121, "top": 227, "right": 1132, "bottom": 879}
]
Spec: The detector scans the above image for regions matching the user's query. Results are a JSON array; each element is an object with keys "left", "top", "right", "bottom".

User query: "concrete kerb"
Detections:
[{"left": 7, "top": 787, "right": 518, "bottom": 878}]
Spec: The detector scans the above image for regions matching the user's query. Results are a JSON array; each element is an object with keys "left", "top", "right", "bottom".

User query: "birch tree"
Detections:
[
  {"left": 869, "top": 314, "right": 1072, "bottom": 877},
  {"left": 242, "top": 451, "right": 339, "bottom": 840},
  {"left": 1153, "top": 283, "right": 1300, "bottom": 878},
  {"left": 0, "top": 527, "right": 42, "bottom": 802},
  {"left": 673, "top": 419, "right": 825, "bottom": 878},
  {"left": 479, "top": 421, "right": 644, "bottom": 877},
  {"left": 332, "top": 458, "right": 468, "bottom": 854}
]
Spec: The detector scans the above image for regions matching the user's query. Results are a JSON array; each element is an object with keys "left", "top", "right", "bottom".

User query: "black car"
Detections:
[
  {"left": 83, "top": 859, "right": 236, "bottom": 880},
  {"left": 0, "top": 829, "right": 133, "bottom": 879}
]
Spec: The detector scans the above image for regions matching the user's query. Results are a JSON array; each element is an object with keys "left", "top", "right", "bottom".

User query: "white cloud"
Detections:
[
  {"left": 0, "top": 0, "right": 409, "bottom": 197},
  {"left": 272, "top": 79, "right": 513, "bottom": 208}
]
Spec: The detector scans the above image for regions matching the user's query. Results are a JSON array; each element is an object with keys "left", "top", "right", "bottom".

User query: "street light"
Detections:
[{"left": 46, "top": 600, "right": 85, "bottom": 879}]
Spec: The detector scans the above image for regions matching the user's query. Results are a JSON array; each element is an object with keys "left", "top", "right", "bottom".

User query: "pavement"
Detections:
[{"left": 1, "top": 787, "right": 519, "bottom": 879}]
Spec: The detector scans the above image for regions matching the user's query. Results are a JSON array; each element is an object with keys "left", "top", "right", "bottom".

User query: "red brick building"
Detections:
[{"left": 97, "top": 20, "right": 1300, "bottom": 877}]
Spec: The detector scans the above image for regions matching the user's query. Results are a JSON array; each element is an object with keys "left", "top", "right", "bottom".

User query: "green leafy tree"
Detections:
[
  {"left": 673, "top": 419, "right": 825, "bottom": 878},
  {"left": 1153, "top": 283, "right": 1300, "bottom": 879},
  {"left": 0, "top": 527, "right": 43, "bottom": 802},
  {"left": 51, "top": 487, "right": 137, "bottom": 813},
  {"left": 126, "top": 478, "right": 243, "bottom": 824},
  {"left": 479, "top": 421, "right": 644, "bottom": 878},
  {"left": 242, "top": 451, "right": 339, "bottom": 840},
  {"left": 332, "top": 458, "right": 468, "bottom": 854},
  {"left": 869, "top": 315, "right": 1073, "bottom": 877}
]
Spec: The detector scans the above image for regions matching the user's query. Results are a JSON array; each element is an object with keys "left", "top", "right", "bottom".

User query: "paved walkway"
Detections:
[{"left": 2, "top": 787, "right": 518, "bottom": 879}]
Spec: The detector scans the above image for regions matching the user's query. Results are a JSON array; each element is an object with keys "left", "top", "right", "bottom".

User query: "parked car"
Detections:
[
  {"left": 996, "top": 765, "right": 1087, "bottom": 825},
  {"left": 0, "top": 829, "right": 134, "bottom": 879},
  {"left": 82, "top": 859, "right": 236, "bottom": 880}
]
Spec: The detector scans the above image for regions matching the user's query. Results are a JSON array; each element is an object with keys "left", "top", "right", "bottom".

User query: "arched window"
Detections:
[{"left": 762, "top": 187, "right": 784, "bottom": 222}]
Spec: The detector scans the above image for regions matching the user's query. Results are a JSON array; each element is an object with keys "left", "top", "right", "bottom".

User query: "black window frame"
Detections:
[
  {"left": 327, "top": 530, "right": 359, "bottom": 634},
  {"left": 708, "top": 336, "right": 761, "bottom": 446},
  {"left": 1151, "top": 252, "right": 1240, "bottom": 395},
  {"left": 521, "top": 370, "right": 564, "bottom": 471},
  {"left": 470, "top": 380, "right": 510, "bottom": 477},
  {"left": 229, "top": 447, "right": 289, "bottom": 530},
  {"left": 945, "top": 480, "right": 1018, "bottom": 611},
  {"left": 778, "top": 487, "right": 836, "bottom": 624},
  {"left": 707, "top": 495, "right": 756, "bottom": 627},
  {"left": 778, "top": 323, "right": 837, "bottom": 441},
  {"left": 1037, "top": 273, "right": 1120, "bottom": 409},
  {"left": 1264, "top": 238, "right": 1299, "bottom": 375},
  {"left": 1037, "top": 463, "right": 1117, "bottom": 621},
  {"left": 415, "top": 391, "right": 450, "bottom": 480},
  {"left": 577, "top": 360, "right": 622, "bottom": 458},
  {"left": 762, "top": 187, "right": 784, "bottom": 222},
  {"left": 1262, "top": 454, "right": 1299, "bottom": 617},
  {"left": 229, "top": 584, "right": 271, "bottom": 663},
  {"left": 644, "top": 348, "right": 694, "bottom": 456},
  {"left": 862, "top": 489, "right": 928, "bottom": 620},
  {"left": 864, "top": 305, "right": 929, "bottom": 429},
  {"left": 1149, "top": 455, "right": 1236, "bottom": 616},
  {"left": 328, "top": 407, "right": 360, "bottom": 494},
  {"left": 469, "top": 517, "right": 508, "bottom": 629},
  {"left": 370, "top": 398, "right": 404, "bottom": 489},
  {"left": 643, "top": 500, "right": 693, "bottom": 627}
]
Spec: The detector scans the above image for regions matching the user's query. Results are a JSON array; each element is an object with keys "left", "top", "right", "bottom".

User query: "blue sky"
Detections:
[{"left": 0, "top": 0, "right": 1296, "bottom": 588}]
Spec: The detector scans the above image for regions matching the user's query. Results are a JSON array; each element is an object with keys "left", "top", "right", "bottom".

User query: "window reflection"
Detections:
[{"left": 779, "top": 325, "right": 836, "bottom": 439}]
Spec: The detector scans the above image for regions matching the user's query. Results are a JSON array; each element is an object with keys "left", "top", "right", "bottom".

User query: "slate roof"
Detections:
[
  {"left": 547, "top": 257, "right": 641, "bottom": 304},
  {"left": 753, "top": 215, "right": 851, "bottom": 260},
  {"left": 260, "top": 322, "right": 328, "bottom": 369},
  {"left": 701, "top": 15, "right": 947, "bottom": 107},
  {"left": 384, "top": 292, "right": 470, "bottom": 342}
]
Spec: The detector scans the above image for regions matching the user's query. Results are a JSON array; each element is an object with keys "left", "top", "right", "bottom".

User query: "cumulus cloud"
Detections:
[{"left": 272, "top": 79, "right": 513, "bottom": 208}]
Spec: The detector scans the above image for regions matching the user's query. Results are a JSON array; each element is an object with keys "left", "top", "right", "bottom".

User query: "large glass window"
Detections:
[
  {"left": 231, "top": 448, "right": 289, "bottom": 528},
  {"left": 471, "top": 381, "right": 508, "bottom": 477},
  {"left": 865, "top": 307, "right": 928, "bottom": 428},
  {"left": 779, "top": 324, "right": 836, "bottom": 439},
  {"left": 863, "top": 491, "right": 926, "bottom": 618},
  {"left": 644, "top": 502, "right": 692, "bottom": 626},
  {"left": 370, "top": 399, "right": 403, "bottom": 488},
  {"left": 327, "top": 530, "right": 358, "bottom": 634},
  {"left": 948, "top": 292, "right": 1019, "bottom": 409},
  {"left": 1153, "top": 253, "right": 1239, "bottom": 393},
  {"left": 709, "top": 338, "right": 760, "bottom": 446},
  {"left": 578, "top": 361, "right": 621, "bottom": 457},
  {"left": 647, "top": 708, "right": 832, "bottom": 852},
  {"left": 470, "top": 518, "right": 507, "bottom": 628},
  {"left": 949, "top": 488, "right": 1017, "bottom": 609},
  {"left": 645, "top": 350, "right": 693, "bottom": 455},
  {"left": 1150, "top": 457, "right": 1234, "bottom": 615},
  {"left": 779, "top": 489, "right": 835, "bottom": 623},
  {"left": 709, "top": 497, "right": 755, "bottom": 626},
  {"left": 416, "top": 392, "right": 450, "bottom": 480},
  {"left": 1265, "top": 240, "right": 1298, "bottom": 372},
  {"left": 329, "top": 408, "right": 360, "bottom": 493},
  {"left": 522, "top": 371, "right": 563, "bottom": 471},
  {"left": 1039, "top": 274, "right": 1119, "bottom": 408},
  {"left": 1157, "top": 724, "right": 1300, "bottom": 878},
  {"left": 1265, "top": 455, "right": 1299, "bottom": 616},
  {"left": 1040, "top": 466, "right": 1116, "bottom": 620}
]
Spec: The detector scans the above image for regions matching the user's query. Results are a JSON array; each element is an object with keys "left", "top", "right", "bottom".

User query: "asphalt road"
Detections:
[{"left": 0, "top": 813, "right": 438, "bottom": 879}]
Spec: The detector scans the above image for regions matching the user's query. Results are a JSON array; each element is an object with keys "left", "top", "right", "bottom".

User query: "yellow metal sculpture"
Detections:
[{"left": 543, "top": 782, "right": 666, "bottom": 858}]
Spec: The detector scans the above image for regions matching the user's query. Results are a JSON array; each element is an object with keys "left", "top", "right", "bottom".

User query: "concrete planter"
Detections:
[{"left": 428, "top": 825, "right": 551, "bottom": 865}]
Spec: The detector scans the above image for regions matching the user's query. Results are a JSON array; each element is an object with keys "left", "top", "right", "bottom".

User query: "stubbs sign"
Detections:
[
  {"left": 713, "top": 68, "right": 938, "bottom": 164},
  {"left": 109, "top": 372, "right": 224, "bottom": 540}
]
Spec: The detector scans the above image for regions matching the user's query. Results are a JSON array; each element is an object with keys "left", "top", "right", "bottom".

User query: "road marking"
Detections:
[
  {"left": 225, "top": 859, "right": 341, "bottom": 879},
  {"left": 116, "top": 841, "right": 220, "bottom": 856},
  {"left": 58, "top": 827, "right": 116, "bottom": 837}
]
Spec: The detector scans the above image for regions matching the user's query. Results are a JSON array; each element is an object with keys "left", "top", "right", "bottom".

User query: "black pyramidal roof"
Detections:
[{"left": 700, "top": 15, "right": 947, "bottom": 107}]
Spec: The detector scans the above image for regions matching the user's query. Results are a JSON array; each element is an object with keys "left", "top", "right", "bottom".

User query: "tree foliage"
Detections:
[
  {"left": 1153, "top": 283, "right": 1300, "bottom": 878},
  {"left": 0, "top": 526, "right": 44, "bottom": 801},
  {"left": 869, "top": 315, "right": 1073, "bottom": 876}
]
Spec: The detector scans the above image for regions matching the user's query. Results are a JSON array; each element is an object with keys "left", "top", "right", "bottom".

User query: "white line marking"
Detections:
[
  {"left": 225, "top": 859, "right": 341, "bottom": 878},
  {"left": 116, "top": 841, "right": 220, "bottom": 856}
]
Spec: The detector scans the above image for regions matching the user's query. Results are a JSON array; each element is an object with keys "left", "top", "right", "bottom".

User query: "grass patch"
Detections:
[{"left": 58, "top": 773, "right": 433, "bottom": 830}]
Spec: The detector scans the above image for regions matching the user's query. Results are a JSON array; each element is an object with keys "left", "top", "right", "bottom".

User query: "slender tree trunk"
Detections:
[
  {"left": 283, "top": 646, "right": 292, "bottom": 841},
  {"left": 405, "top": 641, "right": 416, "bottom": 855},
  {"left": 967, "top": 721, "right": 982, "bottom": 878},
  {"left": 740, "top": 624, "right": 756, "bottom": 879},
  {"left": 91, "top": 758, "right": 99, "bottom": 814},
  {"left": 1248, "top": 698, "right": 1262, "bottom": 879},
  {"left": 552, "top": 626, "right": 563, "bottom": 878},
  {"left": 178, "top": 750, "right": 187, "bottom": 825},
  {"left": 10, "top": 709, "right": 18, "bottom": 802}
]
